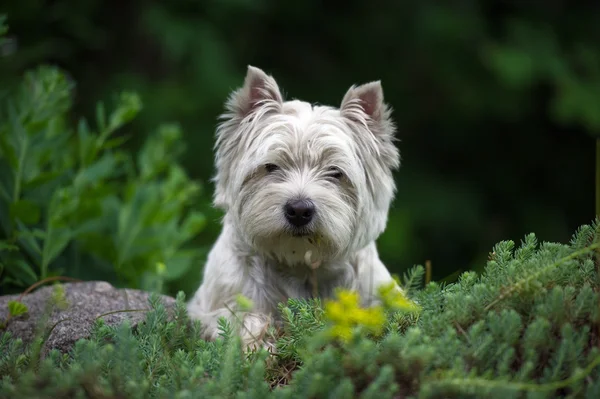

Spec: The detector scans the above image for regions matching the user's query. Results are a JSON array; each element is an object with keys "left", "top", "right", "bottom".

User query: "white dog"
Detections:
[{"left": 187, "top": 66, "right": 401, "bottom": 349}]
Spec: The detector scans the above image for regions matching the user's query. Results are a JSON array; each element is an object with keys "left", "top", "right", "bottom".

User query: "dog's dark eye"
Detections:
[
  {"left": 265, "top": 163, "right": 279, "bottom": 173},
  {"left": 328, "top": 167, "right": 343, "bottom": 180}
]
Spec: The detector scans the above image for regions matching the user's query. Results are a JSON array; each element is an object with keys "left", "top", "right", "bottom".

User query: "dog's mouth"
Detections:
[
  {"left": 292, "top": 231, "right": 310, "bottom": 237},
  {"left": 288, "top": 226, "right": 314, "bottom": 238},
  {"left": 290, "top": 231, "right": 326, "bottom": 248}
]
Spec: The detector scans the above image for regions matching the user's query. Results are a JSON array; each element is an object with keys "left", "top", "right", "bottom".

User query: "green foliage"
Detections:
[
  {"left": 6, "top": 301, "right": 26, "bottom": 318},
  {"left": 0, "top": 60, "right": 205, "bottom": 295},
  {"left": 2, "top": 222, "right": 600, "bottom": 398},
  {"left": 485, "top": 20, "right": 600, "bottom": 135}
]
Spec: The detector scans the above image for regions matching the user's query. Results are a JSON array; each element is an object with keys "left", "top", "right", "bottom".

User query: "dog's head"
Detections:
[{"left": 213, "top": 66, "right": 400, "bottom": 265}]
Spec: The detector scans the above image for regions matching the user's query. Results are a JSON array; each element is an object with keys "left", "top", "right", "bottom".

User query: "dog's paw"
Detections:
[{"left": 240, "top": 313, "right": 277, "bottom": 354}]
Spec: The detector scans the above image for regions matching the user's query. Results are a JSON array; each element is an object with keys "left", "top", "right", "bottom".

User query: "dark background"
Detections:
[{"left": 1, "top": 0, "right": 596, "bottom": 296}]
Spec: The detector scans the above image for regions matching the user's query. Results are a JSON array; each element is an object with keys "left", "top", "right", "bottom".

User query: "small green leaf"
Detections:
[
  {"left": 73, "top": 154, "right": 118, "bottom": 189},
  {"left": 0, "top": 240, "right": 18, "bottom": 252},
  {"left": 10, "top": 200, "right": 41, "bottom": 225},
  {"left": 51, "top": 284, "right": 69, "bottom": 310},
  {"left": 15, "top": 228, "right": 46, "bottom": 240},
  {"left": 8, "top": 301, "right": 28, "bottom": 317},
  {"left": 24, "top": 171, "right": 63, "bottom": 190},
  {"left": 107, "top": 92, "right": 142, "bottom": 132},
  {"left": 103, "top": 135, "right": 130, "bottom": 150},
  {"left": 236, "top": 294, "right": 254, "bottom": 312}
]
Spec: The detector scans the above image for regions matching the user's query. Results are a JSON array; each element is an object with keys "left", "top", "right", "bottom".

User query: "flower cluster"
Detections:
[
  {"left": 323, "top": 290, "right": 386, "bottom": 342},
  {"left": 323, "top": 282, "right": 420, "bottom": 342},
  {"left": 377, "top": 281, "right": 421, "bottom": 312}
]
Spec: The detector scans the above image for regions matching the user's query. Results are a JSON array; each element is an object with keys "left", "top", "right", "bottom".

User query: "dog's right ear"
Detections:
[
  {"left": 214, "top": 66, "right": 283, "bottom": 210},
  {"left": 225, "top": 66, "right": 283, "bottom": 117}
]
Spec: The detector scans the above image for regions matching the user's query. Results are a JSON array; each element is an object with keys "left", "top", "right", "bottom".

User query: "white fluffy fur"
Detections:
[{"left": 187, "top": 66, "right": 402, "bottom": 349}]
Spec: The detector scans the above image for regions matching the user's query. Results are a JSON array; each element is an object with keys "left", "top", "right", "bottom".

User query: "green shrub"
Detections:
[
  {"left": 0, "top": 18, "right": 205, "bottom": 295},
  {"left": 2, "top": 222, "right": 600, "bottom": 398}
]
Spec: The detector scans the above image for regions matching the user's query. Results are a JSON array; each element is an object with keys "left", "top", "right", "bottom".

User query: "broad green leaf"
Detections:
[
  {"left": 10, "top": 199, "right": 41, "bottom": 225},
  {"left": 41, "top": 226, "right": 72, "bottom": 270},
  {"left": 163, "top": 251, "right": 196, "bottom": 281},
  {"left": 181, "top": 211, "right": 206, "bottom": 238},
  {"left": 8, "top": 301, "right": 28, "bottom": 317},
  {"left": 8, "top": 259, "right": 38, "bottom": 285},
  {"left": 140, "top": 271, "right": 163, "bottom": 293}
]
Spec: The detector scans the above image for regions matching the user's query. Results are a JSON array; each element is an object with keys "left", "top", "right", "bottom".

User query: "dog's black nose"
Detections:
[{"left": 284, "top": 199, "right": 315, "bottom": 227}]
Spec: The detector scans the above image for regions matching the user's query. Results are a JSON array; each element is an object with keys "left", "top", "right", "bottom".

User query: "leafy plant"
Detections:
[{"left": 0, "top": 20, "right": 205, "bottom": 294}]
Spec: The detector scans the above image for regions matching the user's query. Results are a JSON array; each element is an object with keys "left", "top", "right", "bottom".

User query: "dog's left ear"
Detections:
[
  {"left": 341, "top": 81, "right": 387, "bottom": 123},
  {"left": 340, "top": 81, "right": 399, "bottom": 169}
]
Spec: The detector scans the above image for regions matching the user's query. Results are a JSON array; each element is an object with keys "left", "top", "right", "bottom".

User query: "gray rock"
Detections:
[{"left": 0, "top": 281, "right": 176, "bottom": 354}]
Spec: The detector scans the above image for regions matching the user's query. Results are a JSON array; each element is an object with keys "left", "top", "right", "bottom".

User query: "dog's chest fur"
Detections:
[{"left": 244, "top": 255, "right": 359, "bottom": 313}]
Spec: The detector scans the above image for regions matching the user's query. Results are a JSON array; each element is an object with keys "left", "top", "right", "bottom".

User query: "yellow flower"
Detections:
[
  {"left": 377, "top": 281, "right": 420, "bottom": 313},
  {"left": 329, "top": 324, "right": 353, "bottom": 342},
  {"left": 352, "top": 307, "right": 386, "bottom": 330},
  {"left": 324, "top": 289, "right": 386, "bottom": 342}
]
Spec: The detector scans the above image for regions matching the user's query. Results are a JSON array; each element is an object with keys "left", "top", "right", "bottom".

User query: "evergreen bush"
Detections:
[{"left": 1, "top": 222, "right": 600, "bottom": 398}]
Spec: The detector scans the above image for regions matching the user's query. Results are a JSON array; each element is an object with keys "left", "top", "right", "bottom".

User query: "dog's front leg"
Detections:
[
  {"left": 187, "top": 237, "right": 276, "bottom": 351},
  {"left": 187, "top": 303, "right": 274, "bottom": 351},
  {"left": 354, "top": 242, "right": 401, "bottom": 307}
]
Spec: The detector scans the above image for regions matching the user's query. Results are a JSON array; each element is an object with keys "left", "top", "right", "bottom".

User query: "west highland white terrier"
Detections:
[{"left": 187, "top": 66, "right": 401, "bottom": 350}]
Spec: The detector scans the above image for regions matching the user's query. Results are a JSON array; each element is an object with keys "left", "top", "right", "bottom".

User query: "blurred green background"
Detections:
[{"left": 0, "top": 0, "right": 596, "bottom": 297}]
